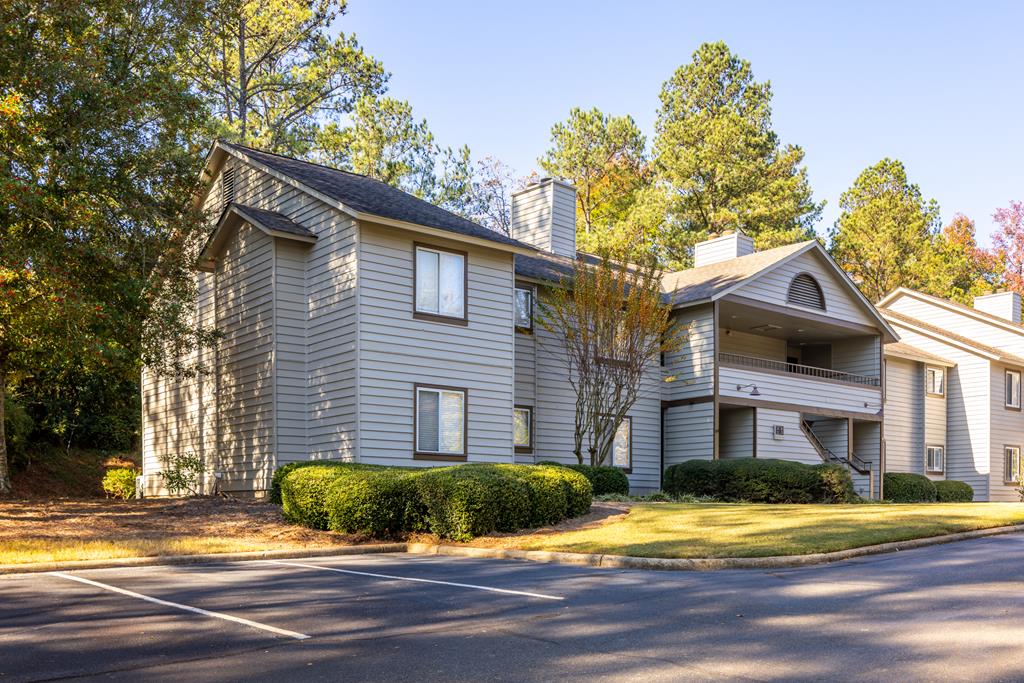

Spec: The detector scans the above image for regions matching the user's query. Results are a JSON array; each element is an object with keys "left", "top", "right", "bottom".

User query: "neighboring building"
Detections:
[
  {"left": 878, "top": 288, "right": 1024, "bottom": 501},
  {"left": 141, "top": 142, "right": 898, "bottom": 498}
]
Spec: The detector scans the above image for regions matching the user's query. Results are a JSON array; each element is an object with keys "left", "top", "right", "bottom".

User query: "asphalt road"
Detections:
[{"left": 3, "top": 534, "right": 1024, "bottom": 682}]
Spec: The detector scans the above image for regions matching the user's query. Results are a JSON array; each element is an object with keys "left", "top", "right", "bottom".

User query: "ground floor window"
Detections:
[
  {"left": 611, "top": 417, "right": 631, "bottom": 470},
  {"left": 926, "top": 445, "right": 944, "bottom": 474},
  {"left": 514, "top": 406, "right": 532, "bottom": 452},
  {"left": 1005, "top": 446, "right": 1021, "bottom": 484},
  {"left": 415, "top": 385, "right": 466, "bottom": 457}
]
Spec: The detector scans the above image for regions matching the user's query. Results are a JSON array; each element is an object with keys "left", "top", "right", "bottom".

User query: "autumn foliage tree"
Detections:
[
  {"left": 923, "top": 214, "right": 1000, "bottom": 304},
  {"left": 537, "top": 256, "right": 684, "bottom": 466},
  {"left": 992, "top": 201, "right": 1024, "bottom": 295}
]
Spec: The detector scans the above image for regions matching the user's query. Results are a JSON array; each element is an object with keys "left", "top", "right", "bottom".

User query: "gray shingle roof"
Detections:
[
  {"left": 514, "top": 251, "right": 603, "bottom": 283},
  {"left": 228, "top": 203, "right": 314, "bottom": 239},
  {"left": 220, "top": 141, "right": 526, "bottom": 249},
  {"left": 661, "top": 241, "right": 814, "bottom": 305},
  {"left": 883, "top": 341, "right": 955, "bottom": 366}
]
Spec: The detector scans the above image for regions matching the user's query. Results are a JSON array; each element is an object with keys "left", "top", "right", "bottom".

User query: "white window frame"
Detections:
[
  {"left": 925, "top": 445, "right": 944, "bottom": 474},
  {"left": 1005, "top": 446, "right": 1021, "bottom": 484},
  {"left": 926, "top": 367, "right": 945, "bottom": 397},
  {"left": 414, "top": 245, "right": 466, "bottom": 322},
  {"left": 514, "top": 286, "right": 533, "bottom": 331},
  {"left": 1007, "top": 370, "right": 1022, "bottom": 409},
  {"left": 414, "top": 385, "right": 466, "bottom": 457},
  {"left": 513, "top": 406, "right": 532, "bottom": 451}
]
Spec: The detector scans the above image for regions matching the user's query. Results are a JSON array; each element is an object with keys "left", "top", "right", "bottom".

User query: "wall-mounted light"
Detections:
[{"left": 736, "top": 383, "right": 761, "bottom": 396}]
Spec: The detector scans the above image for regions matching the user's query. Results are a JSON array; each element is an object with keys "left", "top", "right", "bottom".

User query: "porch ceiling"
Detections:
[{"left": 718, "top": 298, "right": 874, "bottom": 342}]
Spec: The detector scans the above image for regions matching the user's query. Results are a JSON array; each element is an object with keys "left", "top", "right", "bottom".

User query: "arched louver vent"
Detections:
[
  {"left": 787, "top": 273, "right": 825, "bottom": 310},
  {"left": 220, "top": 166, "right": 237, "bottom": 211}
]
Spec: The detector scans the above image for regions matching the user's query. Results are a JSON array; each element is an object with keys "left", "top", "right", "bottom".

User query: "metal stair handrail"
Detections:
[{"left": 800, "top": 420, "right": 872, "bottom": 475}]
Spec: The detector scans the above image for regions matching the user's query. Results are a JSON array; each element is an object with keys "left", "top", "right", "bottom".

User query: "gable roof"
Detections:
[
  {"left": 879, "top": 287, "right": 1024, "bottom": 338},
  {"left": 882, "top": 309, "right": 1024, "bottom": 367},
  {"left": 661, "top": 241, "right": 813, "bottom": 306},
  {"left": 207, "top": 141, "right": 533, "bottom": 254},
  {"left": 198, "top": 203, "right": 315, "bottom": 271},
  {"left": 883, "top": 341, "right": 955, "bottom": 367}
]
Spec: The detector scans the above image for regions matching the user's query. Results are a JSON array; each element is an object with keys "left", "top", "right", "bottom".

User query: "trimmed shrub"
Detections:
[
  {"left": 934, "top": 479, "right": 974, "bottom": 503},
  {"left": 102, "top": 468, "right": 138, "bottom": 500},
  {"left": 501, "top": 465, "right": 568, "bottom": 527},
  {"left": 280, "top": 464, "right": 376, "bottom": 529},
  {"left": 270, "top": 460, "right": 378, "bottom": 504},
  {"left": 537, "top": 461, "right": 630, "bottom": 495},
  {"left": 557, "top": 467, "right": 593, "bottom": 517},
  {"left": 416, "top": 464, "right": 530, "bottom": 540},
  {"left": 327, "top": 468, "right": 427, "bottom": 536},
  {"left": 883, "top": 472, "right": 938, "bottom": 503},
  {"left": 663, "top": 458, "right": 856, "bottom": 503}
]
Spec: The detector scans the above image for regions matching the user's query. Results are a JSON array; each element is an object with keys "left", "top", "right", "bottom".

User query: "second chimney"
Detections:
[
  {"left": 973, "top": 291, "right": 1022, "bottom": 323},
  {"left": 693, "top": 229, "right": 755, "bottom": 267},
  {"left": 510, "top": 178, "right": 577, "bottom": 258}
]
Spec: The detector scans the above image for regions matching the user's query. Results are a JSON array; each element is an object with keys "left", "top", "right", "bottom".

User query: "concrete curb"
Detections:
[
  {"left": 0, "top": 543, "right": 408, "bottom": 576},
  {"left": 407, "top": 523, "right": 1024, "bottom": 571}
]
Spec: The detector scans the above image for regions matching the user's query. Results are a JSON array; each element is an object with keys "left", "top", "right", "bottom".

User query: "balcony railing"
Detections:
[{"left": 719, "top": 352, "right": 881, "bottom": 388}]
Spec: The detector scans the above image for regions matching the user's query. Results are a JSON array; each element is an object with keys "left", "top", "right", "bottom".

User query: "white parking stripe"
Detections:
[
  {"left": 48, "top": 572, "right": 311, "bottom": 640},
  {"left": 262, "top": 560, "right": 565, "bottom": 601}
]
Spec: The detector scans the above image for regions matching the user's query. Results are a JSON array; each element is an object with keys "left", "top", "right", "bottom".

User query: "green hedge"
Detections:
[
  {"left": 934, "top": 479, "right": 974, "bottom": 502},
  {"left": 883, "top": 472, "right": 937, "bottom": 503},
  {"left": 270, "top": 460, "right": 380, "bottom": 504},
  {"left": 537, "top": 461, "right": 630, "bottom": 495},
  {"left": 663, "top": 458, "right": 856, "bottom": 503},
  {"left": 327, "top": 468, "right": 427, "bottom": 536},
  {"left": 277, "top": 462, "right": 592, "bottom": 541},
  {"left": 102, "top": 468, "right": 138, "bottom": 500}
]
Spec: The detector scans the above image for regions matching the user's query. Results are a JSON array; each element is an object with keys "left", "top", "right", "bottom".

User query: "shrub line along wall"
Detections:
[{"left": 278, "top": 462, "right": 593, "bottom": 541}]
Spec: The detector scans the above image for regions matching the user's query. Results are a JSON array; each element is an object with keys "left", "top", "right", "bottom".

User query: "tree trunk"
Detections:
[
  {"left": 0, "top": 369, "right": 10, "bottom": 496},
  {"left": 237, "top": 16, "right": 247, "bottom": 141}
]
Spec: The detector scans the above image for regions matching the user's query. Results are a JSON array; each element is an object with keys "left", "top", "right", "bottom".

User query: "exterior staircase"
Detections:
[{"left": 800, "top": 419, "right": 874, "bottom": 498}]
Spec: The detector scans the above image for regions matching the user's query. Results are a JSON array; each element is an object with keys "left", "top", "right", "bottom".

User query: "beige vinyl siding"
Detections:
[
  {"left": 719, "top": 407, "right": 754, "bottom": 458},
  {"left": 883, "top": 358, "right": 925, "bottom": 474},
  {"left": 514, "top": 331, "right": 536, "bottom": 407},
  {"left": 718, "top": 365, "right": 881, "bottom": 416},
  {"left": 989, "top": 364, "right": 1024, "bottom": 500},
  {"left": 510, "top": 184, "right": 554, "bottom": 253},
  {"left": 887, "top": 324, "right": 991, "bottom": 498},
  {"left": 832, "top": 336, "right": 881, "bottom": 377},
  {"left": 755, "top": 408, "right": 820, "bottom": 464},
  {"left": 807, "top": 419, "right": 847, "bottom": 458},
  {"left": 213, "top": 223, "right": 276, "bottom": 492},
  {"left": 853, "top": 421, "right": 881, "bottom": 496},
  {"left": 356, "top": 223, "right": 515, "bottom": 465},
  {"left": 739, "top": 250, "right": 875, "bottom": 327},
  {"left": 663, "top": 304, "right": 715, "bottom": 401},
  {"left": 886, "top": 295, "right": 1024, "bottom": 355},
  {"left": 663, "top": 402, "right": 714, "bottom": 465},
  {"left": 274, "top": 240, "right": 310, "bottom": 465},
  {"left": 720, "top": 330, "right": 785, "bottom": 360},
  {"left": 924, "top": 392, "right": 946, "bottom": 479},
  {"left": 549, "top": 182, "right": 576, "bottom": 258}
]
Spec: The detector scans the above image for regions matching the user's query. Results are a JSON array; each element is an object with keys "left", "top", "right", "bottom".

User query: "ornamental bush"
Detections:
[
  {"left": 279, "top": 463, "right": 379, "bottom": 529},
  {"left": 327, "top": 468, "right": 427, "bottom": 537},
  {"left": 934, "top": 479, "right": 973, "bottom": 503},
  {"left": 663, "top": 458, "right": 856, "bottom": 503},
  {"left": 537, "top": 461, "right": 630, "bottom": 495},
  {"left": 883, "top": 472, "right": 938, "bottom": 503},
  {"left": 102, "top": 467, "right": 138, "bottom": 500},
  {"left": 416, "top": 464, "right": 532, "bottom": 540},
  {"left": 269, "top": 460, "right": 380, "bottom": 504}
]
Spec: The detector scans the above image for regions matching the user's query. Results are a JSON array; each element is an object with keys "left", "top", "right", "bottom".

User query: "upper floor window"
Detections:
[
  {"left": 1006, "top": 370, "right": 1021, "bottom": 409},
  {"left": 926, "top": 367, "right": 945, "bottom": 397},
  {"left": 415, "top": 245, "right": 466, "bottom": 323},
  {"left": 514, "top": 287, "right": 533, "bottom": 330},
  {"left": 926, "top": 445, "right": 944, "bottom": 474},
  {"left": 787, "top": 273, "right": 826, "bottom": 310}
]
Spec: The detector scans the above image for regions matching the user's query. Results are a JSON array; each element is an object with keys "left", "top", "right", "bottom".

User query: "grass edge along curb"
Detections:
[
  {"left": 0, "top": 543, "right": 407, "bottom": 576},
  {"left": 407, "top": 522, "right": 1024, "bottom": 571}
]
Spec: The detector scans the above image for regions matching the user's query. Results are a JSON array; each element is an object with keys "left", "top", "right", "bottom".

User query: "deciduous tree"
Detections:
[
  {"left": 992, "top": 201, "right": 1024, "bottom": 295},
  {"left": 922, "top": 214, "right": 999, "bottom": 304},
  {"left": 537, "top": 257, "right": 684, "bottom": 466},
  {"left": 654, "top": 42, "right": 822, "bottom": 266},
  {"left": 829, "top": 159, "right": 940, "bottom": 302}
]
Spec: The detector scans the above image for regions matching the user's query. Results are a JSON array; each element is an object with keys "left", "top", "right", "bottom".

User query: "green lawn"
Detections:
[{"left": 517, "top": 502, "right": 1024, "bottom": 558}]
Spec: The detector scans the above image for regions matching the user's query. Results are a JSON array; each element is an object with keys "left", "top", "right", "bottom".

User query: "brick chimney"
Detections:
[
  {"left": 973, "top": 291, "right": 1022, "bottom": 323},
  {"left": 693, "top": 229, "right": 755, "bottom": 267},
  {"left": 510, "top": 178, "right": 577, "bottom": 258}
]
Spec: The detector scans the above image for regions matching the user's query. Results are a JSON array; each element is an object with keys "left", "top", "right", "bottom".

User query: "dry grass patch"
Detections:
[
  {"left": 506, "top": 502, "right": 1024, "bottom": 558},
  {"left": 0, "top": 498, "right": 370, "bottom": 565}
]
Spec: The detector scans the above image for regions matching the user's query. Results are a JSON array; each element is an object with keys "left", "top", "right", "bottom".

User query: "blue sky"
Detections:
[{"left": 342, "top": 1, "right": 1024, "bottom": 245}]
